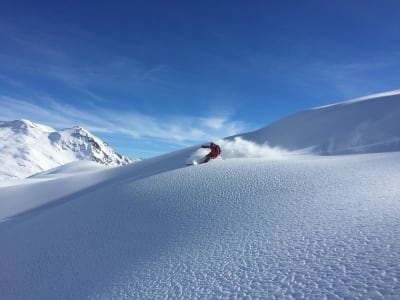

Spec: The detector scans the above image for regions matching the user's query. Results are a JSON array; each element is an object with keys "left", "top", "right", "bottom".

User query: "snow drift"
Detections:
[
  {"left": 240, "top": 90, "right": 400, "bottom": 155},
  {"left": 1, "top": 152, "right": 399, "bottom": 299},
  {"left": 0, "top": 91, "right": 400, "bottom": 299}
]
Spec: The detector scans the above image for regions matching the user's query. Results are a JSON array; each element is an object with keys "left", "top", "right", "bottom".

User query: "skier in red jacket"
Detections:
[{"left": 201, "top": 142, "right": 221, "bottom": 163}]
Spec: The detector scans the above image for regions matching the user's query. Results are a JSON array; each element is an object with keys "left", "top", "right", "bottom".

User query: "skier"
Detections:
[{"left": 201, "top": 142, "right": 221, "bottom": 163}]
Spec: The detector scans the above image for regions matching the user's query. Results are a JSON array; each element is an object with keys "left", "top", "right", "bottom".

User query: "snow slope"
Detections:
[
  {"left": 0, "top": 119, "right": 133, "bottom": 180},
  {"left": 0, "top": 91, "right": 400, "bottom": 299},
  {"left": 0, "top": 152, "right": 399, "bottom": 299},
  {"left": 240, "top": 90, "right": 400, "bottom": 154}
]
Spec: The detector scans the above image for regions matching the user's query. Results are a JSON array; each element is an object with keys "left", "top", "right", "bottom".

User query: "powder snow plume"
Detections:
[
  {"left": 219, "top": 137, "right": 291, "bottom": 159},
  {"left": 187, "top": 137, "right": 291, "bottom": 164}
]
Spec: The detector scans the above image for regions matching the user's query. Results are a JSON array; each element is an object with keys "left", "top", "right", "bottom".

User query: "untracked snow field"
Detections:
[{"left": 0, "top": 151, "right": 399, "bottom": 299}]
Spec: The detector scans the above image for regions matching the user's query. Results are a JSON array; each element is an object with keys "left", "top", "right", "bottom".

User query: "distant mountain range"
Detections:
[{"left": 0, "top": 119, "right": 134, "bottom": 180}]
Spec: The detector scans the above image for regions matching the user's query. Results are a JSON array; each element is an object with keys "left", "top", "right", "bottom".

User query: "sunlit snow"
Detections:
[
  {"left": 0, "top": 120, "right": 132, "bottom": 180},
  {"left": 0, "top": 92, "right": 399, "bottom": 299}
]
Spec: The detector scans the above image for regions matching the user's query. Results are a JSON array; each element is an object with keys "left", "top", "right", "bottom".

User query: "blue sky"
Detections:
[{"left": 1, "top": 0, "right": 399, "bottom": 158}]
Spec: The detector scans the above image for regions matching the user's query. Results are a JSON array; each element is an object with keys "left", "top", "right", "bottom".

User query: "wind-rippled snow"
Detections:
[{"left": 1, "top": 153, "right": 399, "bottom": 299}]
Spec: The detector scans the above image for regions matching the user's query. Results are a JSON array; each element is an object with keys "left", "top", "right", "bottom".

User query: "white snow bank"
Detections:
[
  {"left": 0, "top": 161, "right": 111, "bottom": 221},
  {"left": 314, "top": 89, "right": 400, "bottom": 109},
  {"left": 30, "top": 160, "right": 108, "bottom": 178},
  {"left": 240, "top": 90, "right": 400, "bottom": 155},
  {"left": 0, "top": 152, "right": 399, "bottom": 299},
  {"left": 0, "top": 147, "right": 194, "bottom": 220}
]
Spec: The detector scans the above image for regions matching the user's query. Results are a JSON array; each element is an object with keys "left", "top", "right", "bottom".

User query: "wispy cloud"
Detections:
[
  {"left": 290, "top": 53, "right": 400, "bottom": 100},
  {"left": 0, "top": 73, "right": 24, "bottom": 88},
  {"left": 225, "top": 44, "right": 400, "bottom": 103},
  {"left": 0, "top": 95, "right": 249, "bottom": 145},
  {"left": 308, "top": 60, "right": 391, "bottom": 97},
  {"left": 0, "top": 23, "right": 251, "bottom": 156},
  {"left": 0, "top": 24, "right": 174, "bottom": 104}
]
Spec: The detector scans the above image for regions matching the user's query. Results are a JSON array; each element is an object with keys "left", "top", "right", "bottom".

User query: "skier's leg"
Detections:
[{"left": 203, "top": 154, "right": 212, "bottom": 163}]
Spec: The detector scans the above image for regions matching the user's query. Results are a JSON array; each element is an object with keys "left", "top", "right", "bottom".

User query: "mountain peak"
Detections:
[
  {"left": 0, "top": 119, "right": 55, "bottom": 133},
  {"left": 0, "top": 119, "right": 135, "bottom": 180},
  {"left": 65, "top": 125, "right": 91, "bottom": 137}
]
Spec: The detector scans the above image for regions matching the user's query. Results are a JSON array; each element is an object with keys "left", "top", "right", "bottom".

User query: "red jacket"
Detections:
[{"left": 202, "top": 143, "right": 221, "bottom": 157}]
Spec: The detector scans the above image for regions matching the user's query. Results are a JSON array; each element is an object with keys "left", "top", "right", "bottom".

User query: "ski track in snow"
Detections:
[{"left": 0, "top": 153, "right": 399, "bottom": 299}]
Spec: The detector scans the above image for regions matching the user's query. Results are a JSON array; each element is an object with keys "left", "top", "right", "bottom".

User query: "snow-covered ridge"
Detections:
[
  {"left": 240, "top": 90, "right": 400, "bottom": 155},
  {"left": 313, "top": 89, "right": 400, "bottom": 110},
  {"left": 0, "top": 119, "right": 134, "bottom": 180},
  {"left": 0, "top": 118, "right": 55, "bottom": 133},
  {"left": 49, "top": 125, "right": 132, "bottom": 165}
]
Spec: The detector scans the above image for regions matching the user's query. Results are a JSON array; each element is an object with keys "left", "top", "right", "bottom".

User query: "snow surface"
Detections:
[
  {"left": 1, "top": 92, "right": 400, "bottom": 299},
  {"left": 0, "top": 120, "right": 133, "bottom": 180},
  {"left": 0, "top": 152, "right": 399, "bottom": 299},
  {"left": 240, "top": 90, "right": 400, "bottom": 155}
]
